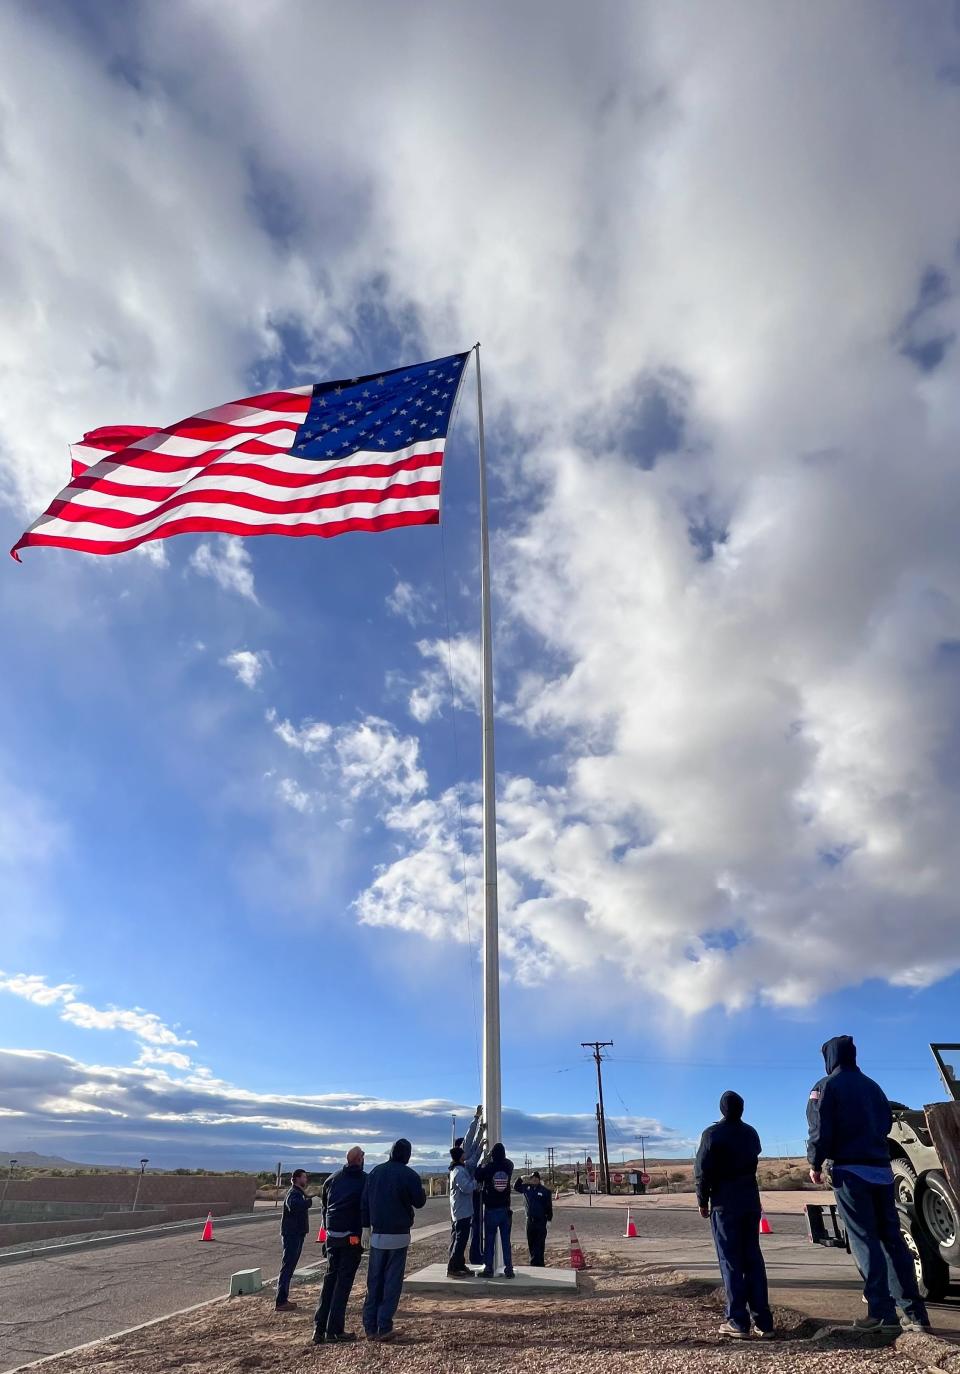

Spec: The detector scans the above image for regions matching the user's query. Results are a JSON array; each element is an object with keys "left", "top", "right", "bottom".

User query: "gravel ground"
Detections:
[{"left": 21, "top": 1237, "right": 960, "bottom": 1374}]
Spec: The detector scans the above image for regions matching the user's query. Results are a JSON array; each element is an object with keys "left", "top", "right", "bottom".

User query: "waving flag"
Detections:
[{"left": 12, "top": 352, "right": 470, "bottom": 560}]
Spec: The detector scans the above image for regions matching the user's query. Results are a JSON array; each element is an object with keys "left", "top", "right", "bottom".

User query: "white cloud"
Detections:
[
  {"left": 0, "top": 1047, "right": 685, "bottom": 1166},
  {"left": 276, "top": 777, "right": 312, "bottom": 813},
  {"left": 2, "top": 2, "right": 960, "bottom": 1016},
  {"left": 272, "top": 711, "right": 427, "bottom": 805},
  {"left": 408, "top": 636, "right": 481, "bottom": 723},
  {"left": 136, "top": 542, "right": 169, "bottom": 569},
  {"left": 335, "top": 717, "right": 427, "bottom": 804},
  {"left": 270, "top": 712, "right": 333, "bottom": 755},
  {"left": 221, "top": 648, "right": 270, "bottom": 689},
  {"left": 386, "top": 579, "right": 431, "bottom": 625},
  {"left": 0, "top": 970, "right": 196, "bottom": 1049},
  {"left": 0, "top": 972, "right": 78, "bottom": 1008},
  {"left": 189, "top": 537, "right": 258, "bottom": 602},
  {"left": 136, "top": 1046, "right": 193, "bottom": 1071}
]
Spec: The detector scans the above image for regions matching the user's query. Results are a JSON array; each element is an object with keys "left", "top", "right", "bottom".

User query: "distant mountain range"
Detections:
[{"left": 0, "top": 1149, "right": 127, "bottom": 1171}]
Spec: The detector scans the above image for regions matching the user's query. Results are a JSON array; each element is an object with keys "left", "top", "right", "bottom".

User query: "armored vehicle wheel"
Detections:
[
  {"left": 919, "top": 1170, "right": 960, "bottom": 1264},
  {"left": 898, "top": 1208, "right": 950, "bottom": 1302},
  {"left": 891, "top": 1157, "right": 918, "bottom": 1207}
]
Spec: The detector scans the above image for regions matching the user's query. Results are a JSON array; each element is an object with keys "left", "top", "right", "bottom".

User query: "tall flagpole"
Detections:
[{"left": 475, "top": 343, "right": 502, "bottom": 1155}]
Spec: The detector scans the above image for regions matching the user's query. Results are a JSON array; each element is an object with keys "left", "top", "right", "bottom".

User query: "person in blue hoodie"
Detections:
[
  {"left": 695, "top": 1091, "right": 773, "bottom": 1340},
  {"left": 312, "top": 1146, "right": 366, "bottom": 1345},
  {"left": 475, "top": 1142, "right": 515, "bottom": 1278},
  {"left": 360, "top": 1138, "right": 427, "bottom": 1342},
  {"left": 807, "top": 1035, "right": 929, "bottom": 1333}
]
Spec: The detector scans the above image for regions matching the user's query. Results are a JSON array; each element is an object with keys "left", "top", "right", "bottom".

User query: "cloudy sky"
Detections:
[{"left": 2, "top": 0, "right": 960, "bottom": 1170}]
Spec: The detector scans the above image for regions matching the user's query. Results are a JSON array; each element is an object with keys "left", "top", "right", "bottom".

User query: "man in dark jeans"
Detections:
[
  {"left": 695, "top": 1092, "right": 774, "bottom": 1339},
  {"left": 807, "top": 1035, "right": 930, "bottom": 1333},
  {"left": 313, "top": 1146, "right": 367, "bottom": 1344},
  {"left": 361, "top": 1138, "right": 427, "bottom": 1341},
  {"left": 447, "top": 1144, "right": 476, "bottom": 1276},
  {"left": 476, "top": 1142, "right": 515, "bottom": 1277},
  {"left": 276, "top": 1169, "right": 312, "bottom": 1311},
  {"left": 514, "top": 1171, "right": 553, "bottom": 1265}
]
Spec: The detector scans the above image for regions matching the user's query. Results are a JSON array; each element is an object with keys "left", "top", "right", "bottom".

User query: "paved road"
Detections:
[
  {"left": 552, "top": 1200, "right": 960, "bottom": 1334},
  {"left": 0, "top": 1200, "right": 448, "bottom": 1371}
]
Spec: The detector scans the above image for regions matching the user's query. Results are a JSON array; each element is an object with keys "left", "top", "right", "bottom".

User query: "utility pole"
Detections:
[
  {"left": 1, "top": 1158, "right": 17, "bottom": 1214},
  {"left": 582, "top": 1041, "right": 613, "bottom": 1194}
]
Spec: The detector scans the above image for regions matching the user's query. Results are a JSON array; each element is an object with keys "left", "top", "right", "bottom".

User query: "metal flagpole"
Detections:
[{"left": 475, "top": 343, "right": 502, "bottom": 1159}]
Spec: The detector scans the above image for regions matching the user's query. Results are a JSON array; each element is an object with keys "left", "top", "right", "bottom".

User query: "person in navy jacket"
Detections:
[
  {"left": 514, "top": 1171, "right": 553, "bottom": 1265},
  {"left": 695, "top": 1092, "right": 773, "bottom": 1339},
  {"left": 312, "top": 1147, "right": 367, "bottom": 1344},
  {"left": 360, "top": 1139, "right": 426, "bottom": 1341},
  {"left": 807, "top": 1035, "right": 929, "bottom": 1333},
  {"left": 276, "top": 1169, "right": 313, "bottom": 1311},
  {"left": 475, "top": 1142, "right": 515, "bottom": 1277}
]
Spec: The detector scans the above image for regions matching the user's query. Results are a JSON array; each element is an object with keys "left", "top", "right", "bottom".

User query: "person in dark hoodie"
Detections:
[
  {"left": 275, "top": 1169, "right": 313, "bottom": 1312},
  {"left": 695, "top": 1092, "right": 773, "bottom": 1339},
  {"left": 475, "top": 1142, "right": 515, "bottom": 1277},
  {"left": 360, "top": 1139, "right": 427, "bottom": 1342},
  {"left": 807, "top": 1035, "right": 929, "bottom": 1333},
  {"left": 514, "top": 1170, "right": 553, "bottom": 1265},
  {"left": 312, "top": 1146, "right": 367, "bottom": 1345}
]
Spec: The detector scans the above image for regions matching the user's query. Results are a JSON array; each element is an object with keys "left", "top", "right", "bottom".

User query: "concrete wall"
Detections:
[
  {"left": 0, "top": 1176, "right": 256, "bottom": 1246},
  {"left": 0, "top": 1201, "right": 240, "bottom": 1249},
  {"left": 1, "top": 1175, "right": 255, "bottom": 1210}
]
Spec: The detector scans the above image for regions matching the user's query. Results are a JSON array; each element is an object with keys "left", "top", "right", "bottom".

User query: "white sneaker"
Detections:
[
  {"left": 899, "top": 1317, "right": 932, "bottom": 1334},
  {"left": 718, "top": 1321, "right": 749, "bottom": 1339},
  {"left": 851, "top": 1316, "right": 901, "bottom": 1333}
]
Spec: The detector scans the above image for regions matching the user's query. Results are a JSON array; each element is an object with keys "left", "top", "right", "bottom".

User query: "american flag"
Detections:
[{"left": 11, "top": 351, "right": 470, "bottom": 560}]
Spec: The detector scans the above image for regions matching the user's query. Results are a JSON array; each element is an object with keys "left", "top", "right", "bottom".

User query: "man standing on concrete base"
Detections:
[
  {"left": 807, "top": 1035, "right": 930, "bottom": 1334},
  {"left": 276, "top": 1169, "right": 312, "bottom": 1312},
  {"left": 514, "top": 1171, "right": 553, "bottom": 1265},
  {"left": 447, "top": 1144, "right": 476, "bottom": 1276},
  {"left": 313, "top": 1146, "right": 366, "bottom": 1344},
  {"left": 476, "top": 1142, "right": 515, "bottom": 1278},
  {"left": 695, "top": 1092, "right": 774, "bottom": 1340},
  {"left": 361, "top": 1138, "right": 426, "bottom": 1342}
]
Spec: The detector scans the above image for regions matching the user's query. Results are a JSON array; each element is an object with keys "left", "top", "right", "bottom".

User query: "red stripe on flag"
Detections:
[
  {"left": 45, "top": 480, "right": 443, "bottom": 529},
  {"left": 12, "top": 508, "right": 439, "bottom": 560}
]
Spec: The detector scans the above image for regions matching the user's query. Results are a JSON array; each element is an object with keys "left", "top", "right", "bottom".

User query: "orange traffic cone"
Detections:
[
  {"left": 315, "top": 1224, "right": 327, "bottom": 1244},
  {"left": 759, "top": 1213, "right": 772, "bottom": 1235},
  {"left": 199, "top": 1212, "right": 214, "bottom": 1242},
  {"left": 569, "top": 1223, "right": 586, "bottom": 1270},
  {"left": 623, "top": 1207, "right": 638, "bottom": 1238}
]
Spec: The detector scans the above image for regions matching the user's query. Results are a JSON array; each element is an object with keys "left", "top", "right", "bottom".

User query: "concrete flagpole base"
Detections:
[{"left": 404, "top": 1262, "right": 578, "bottom": 1296}]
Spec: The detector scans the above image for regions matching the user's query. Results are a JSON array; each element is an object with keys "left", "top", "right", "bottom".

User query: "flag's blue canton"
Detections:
[{"left": 292, "top": 352, "right": 470, "bottom": 460}]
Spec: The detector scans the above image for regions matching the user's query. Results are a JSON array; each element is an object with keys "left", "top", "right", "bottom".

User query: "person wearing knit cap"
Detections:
[
  {"left": 695, "top": 1091, "right": 773, "bottom": 1340},
  {"left": 447, "top": 1144, "right": 477, "bottom": 1276},
  {"left": 360, "top": 1139, "right": 426, "bottom": 1341}
]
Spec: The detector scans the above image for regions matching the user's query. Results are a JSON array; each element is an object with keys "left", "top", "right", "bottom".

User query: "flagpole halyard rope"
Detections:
[{"left": 438, "top": 506, "right": 483, "bottom": 1092}]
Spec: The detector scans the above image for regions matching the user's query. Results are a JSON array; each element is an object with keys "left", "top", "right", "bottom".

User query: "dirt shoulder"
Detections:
[{"left": 17, "top": 1237, "right": 960, "bottom": 1374}]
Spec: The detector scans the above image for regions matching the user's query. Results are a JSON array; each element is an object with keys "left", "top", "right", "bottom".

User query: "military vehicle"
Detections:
[{"left": 886, "top": 1041, "right": 960, "bottom": 1299}]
